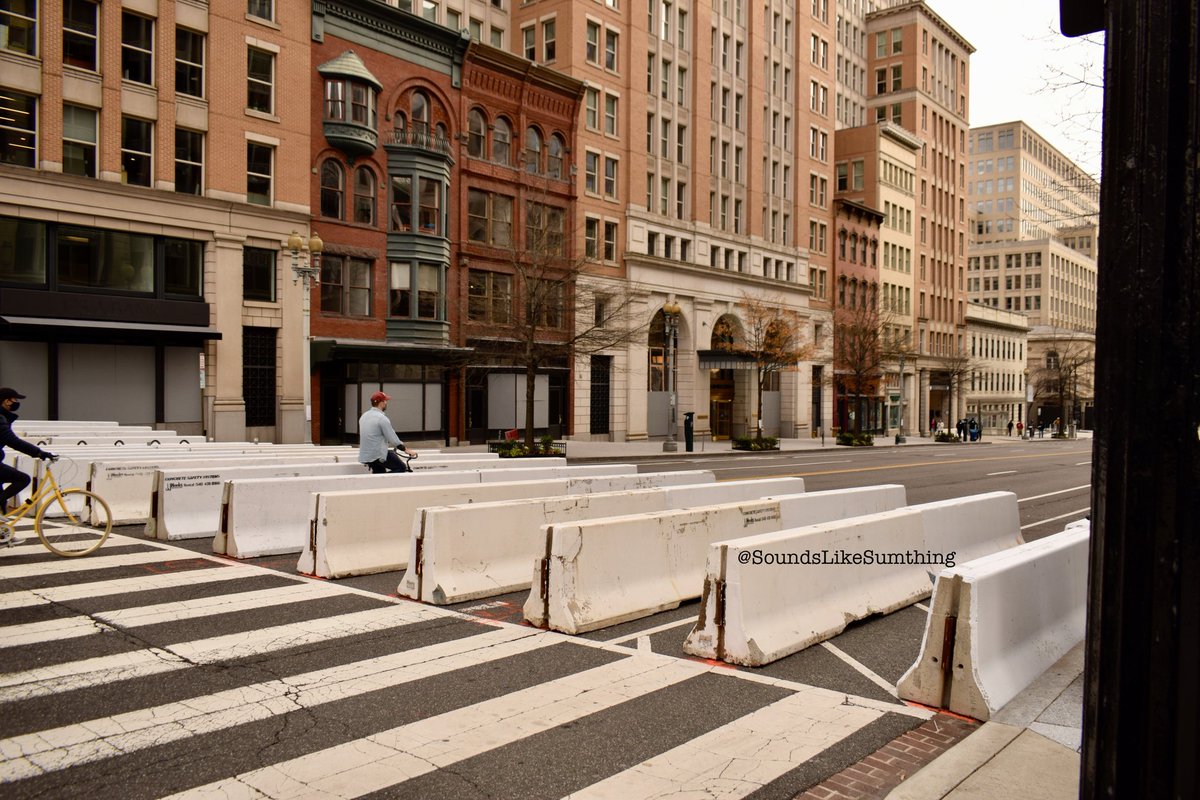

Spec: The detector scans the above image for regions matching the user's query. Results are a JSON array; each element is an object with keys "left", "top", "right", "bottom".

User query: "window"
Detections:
[
  {"left": 469, "top": 17, "right": 482, "bottom": 41},
  {"left": 243, "top": 247, "right": 276, "bottom": 302},
  {"left": 677, "top": 66, "right": 687, "bottom": 105},
  {"left": 676, "top": 124, "right": 686, "bottom": 162},
  {"left": 0, "top": 91, "right": 34, "bottom": 168},
  {"left": 585, "top": 218, "right": 599, "bottom": 258},
  {"left": 489, "top": 25, "right": 503, "bottom": 47},
  {"left": 467, "top": 109, "right": 486, "bottom": 158},
  {"left": 446, "top": 9, "right": 461, "bottom": 29},
  {"left": 468, "top": 270, "right": 512, "bottom": 323},
  {"left": 522, "top": 26, "right": 535, "bottom": 60},
  {"left": 247, "top": 0, "right": 274, "bottom": 21},
  {"left": 586, "top": 22, "right": 600, "bottom": 63},
  {"left": 585, "top": 151, "right": 599, "bottom": 192},
  {"left": 524, "top": 127, "right": 542, "bottom": 173},
  {"left": 584, "top": 88, "right": 599, "bottom": 130},
  {"left": 63, "top": 0, "right": 98, "bottom": 70},
  {"left": 530, "top": 280, "right": 564, "bottom": 329},
  {"left": 390, "top": 176, "right": 412, "bottom": 231},
  {"left": 320, "top": 160, "right": 344, "bottom": 219},
  {"left": 242, "top": 327, "right": 277, "bottom": 428},
  {"left": 603, "top": 221, "right": 618, "bottom": 260},
  {"left": 891, "top": 65, "right": 902, "bottom": 91},
  {"left": 526, "top": 202, "right": 564, "bottom": 254},
  {"left": 164, "top": 238, "right": 203, "bottom": 296},
  {"left": 604, "top": 156, "right": 618, "bottom": 197},
  {"left": 852, "top": 159, "right": 864, "bottom": 190},
  {"left": 604, "top": 94, "right": 618, "bottom": 135},
  {"left": 320, "top": 256, "right": 372, "bottom": 316},
  {"left": 547, "top": 135, "right": 564, "bottom": 179},
  {"left": 121, "top": 13, "right": 154, "bottom": 85},
  {"left": 246, "top": 141, "right": 273, "bottom": 205},
  {"left": 175, "top": 128, "right": 203, "bottom": 195},
  {"left": 605, "top": 29, "right": 618, "bottom": 71},
  {"left": 351, "top": 167, "right": 375, "bottom": 225},
  {"left": 418, "top": 177, "right": 442, "bottom": 234},
  {"left": 410, "top": 91, "right": 429, "bottom": 138},
  {"left": 121, "top": 117, "right": 153, "bottom": 187},
  {"left": 422, "top": 0, "right": 438, "bottom": 21},
  {"left": 492, "top": 117, "right": 511, "bottom": 164},
  {"left": 467, "top": 189, "right": 513, "bottom": 246},
  {"left": 62, "top": 105, "right": 97, "bottom": 178},
  {"left": 389, "top": 262, "right": 441, "bottom": 319},
  {"left": 0, "top": 0, "right": 36, "bottom": 56},
  {"left": 247, "top": 48, "right": 274, "bottom": 114},
  {"left": 836, "top": 162, "right": 848, "bottom": 191},
  {"left": 542, "top": 19, "right": 556, "bottom": 61},
  {"left": 661, "top": 59, "right": 671, "bottom": 99},
  {"left": 176, "top": 29, "right": 205, "bottom": 97},
  {"left": 349, "top": 83, "right": 375, "bottom": 127}
]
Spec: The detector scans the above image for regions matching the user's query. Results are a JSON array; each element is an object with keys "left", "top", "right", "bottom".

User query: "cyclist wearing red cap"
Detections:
[{"left": 357, "top": 391, "right": 416, "bottom": 473}]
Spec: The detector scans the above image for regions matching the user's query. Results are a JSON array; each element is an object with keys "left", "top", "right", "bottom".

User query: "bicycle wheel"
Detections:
[{"left": 35, "top": 489, "right": 114, "bottom": 557}]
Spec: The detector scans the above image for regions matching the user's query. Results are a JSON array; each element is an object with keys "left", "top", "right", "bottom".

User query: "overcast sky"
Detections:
[{"left": 939, "top": 1, "right": 1105, "bottom": 178}]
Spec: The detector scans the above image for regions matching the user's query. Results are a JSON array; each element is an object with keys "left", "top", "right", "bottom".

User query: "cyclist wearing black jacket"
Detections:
[{"left": 0, "top": 388, "right": 57, "bottom": 518}]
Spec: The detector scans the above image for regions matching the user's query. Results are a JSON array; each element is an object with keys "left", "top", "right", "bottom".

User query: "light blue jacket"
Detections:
[{"left": 357, "top": 407, "right": 401, "bottom": 464}]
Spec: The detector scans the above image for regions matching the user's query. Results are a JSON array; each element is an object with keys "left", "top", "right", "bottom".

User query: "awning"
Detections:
[
  {"left": 697, "top": 349, "right": 759, "bottom": 370},
  {"left": 311, "top": 337, "right": 474, "bottom": 365},
  {"left": 0, "top": 315, "right": 221, "bottom": 341}
]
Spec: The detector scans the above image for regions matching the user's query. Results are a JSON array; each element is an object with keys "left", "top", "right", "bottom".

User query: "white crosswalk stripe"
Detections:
[{"left": 0, "top": 538, "right": 929, "bottom": 799}]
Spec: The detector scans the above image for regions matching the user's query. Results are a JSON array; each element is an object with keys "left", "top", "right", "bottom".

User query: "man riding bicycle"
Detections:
[
  {"left": 1, "top": 387, "right": 57, "bottom": 545},
  {"left": 357, "top": 391, "right": 417, "bottom": 473}
]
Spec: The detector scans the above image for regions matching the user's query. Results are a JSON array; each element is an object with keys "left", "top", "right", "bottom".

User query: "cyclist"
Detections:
[
  {"left": 357, "top": 391, "right": 417, "bottom": 473},
  {"left": 1, "top": 387, "right": 57, "bottom": 545}
]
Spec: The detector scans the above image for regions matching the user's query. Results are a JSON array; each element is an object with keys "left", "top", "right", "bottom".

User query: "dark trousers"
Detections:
[
  {"left": 366, "top": 451, "right": 409, "bottom": 474},
  {"left": 0, "top": 461, "right": 31, "bottom": 509}
]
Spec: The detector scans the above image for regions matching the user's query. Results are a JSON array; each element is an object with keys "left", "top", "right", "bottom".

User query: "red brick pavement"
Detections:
[{"left": 795, "top": 714, "right": 981, "bottom": 799}]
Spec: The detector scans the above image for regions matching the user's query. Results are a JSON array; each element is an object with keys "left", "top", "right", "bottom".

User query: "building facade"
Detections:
[
  {"left": 964, "top": 303, "right": 1029, "bottom": 434},
  {"left": 0, "top": 0, "right": 313, "bottom": 442}
]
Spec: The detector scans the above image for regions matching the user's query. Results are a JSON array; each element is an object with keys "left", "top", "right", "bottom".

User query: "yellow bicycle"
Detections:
[{"left": 0, "top": 457, "right": 113, "bottom": 557}]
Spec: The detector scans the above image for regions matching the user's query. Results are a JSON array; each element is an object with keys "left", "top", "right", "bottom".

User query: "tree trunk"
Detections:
[
  {"left": 524, "top": 364, "right": 537, "bottom": 449},
  {"left": 756, "top": 368, "right": 764, "bottom": 439}
]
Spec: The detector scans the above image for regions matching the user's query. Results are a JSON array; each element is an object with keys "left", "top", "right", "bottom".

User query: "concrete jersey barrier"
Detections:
[
  {"left": 300, "top": 466, "right": 647, "bottom": 579},
  {"left": 683, "top": 491, "right": 1022, "bottom": 666},
  {"left": 37, "top": 434, "right": 193, "bottom": 447},
  {"left": 147, "top": 462, "right": 370, "bottom": 541},
  {"left": 214, "top": 461, "right": 604, "bottom": 559},
  {"left": 897, "top": 526, "right": 1089, "bottom": 720},
  {"left": 524, "top": 484, "right": 903, "bottom": 634},
  {"left": 398, "top": 471, "right": 786, "bottom": 604},
  {"left": 147, "top": 455, "right": 501, "bottom": 540},
  {"left": 91, "top": 454, "right": 351, "bottom": 525}
]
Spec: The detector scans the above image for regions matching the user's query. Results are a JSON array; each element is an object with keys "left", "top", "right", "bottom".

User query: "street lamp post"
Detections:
[
  {"left": 896, "top": 352, "right": 907, "bottom": 444},
  {"left": 287, "top": 230, "right": 323, "bottom": 444},
  {"left": 662, "top": 301, "right": 682, "bottom": 452}
]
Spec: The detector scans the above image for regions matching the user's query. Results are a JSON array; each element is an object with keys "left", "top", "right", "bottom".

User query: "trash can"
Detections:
[{"left": 683, "top": 412, "right": 695, "bottom": 452}]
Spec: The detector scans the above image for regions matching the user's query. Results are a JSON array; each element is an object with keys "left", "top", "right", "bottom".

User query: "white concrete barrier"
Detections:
[
  {"left": 91, "top": 454, "right": 350, "bottom": 525},
  {"left": 897, "top": 526, "right": 1088, "bottom": 720},
  {"left": 300, "top": 466, "right": 645, "bottom": 579},
  {"left": 399, "top": 473, "right": 802, "bottom": 604},
  {"left": 683, "top": 492, "right": 1022, "bottom": 666},
  {"left": 39, "top": 434, "right": 193, "bottom": 447},
  {"left": 145, "top": 455, "right": 500, "bottom": 540},
  {"left": 525, "top": 484, "right": 905, "bottom": 634},
  {"left": 214, "top": 461, "right": 608, "bottom": 560},
  {"left": 147, "top": 462, "right": 369, "bottom": 541}
]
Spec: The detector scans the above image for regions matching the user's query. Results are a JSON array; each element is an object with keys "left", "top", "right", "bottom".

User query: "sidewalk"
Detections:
[{"left": 883, "top": 642, "right": 1084, "bottom": 800}]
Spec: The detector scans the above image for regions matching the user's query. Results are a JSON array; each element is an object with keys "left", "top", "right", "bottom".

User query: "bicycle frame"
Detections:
[{"left": 2, "top": 463, "right": 67, "bottom": 523}]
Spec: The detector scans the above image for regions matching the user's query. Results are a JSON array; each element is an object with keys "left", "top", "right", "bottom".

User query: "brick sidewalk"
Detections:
[{"left": 797, "top": 714, "right": 980, "bottom": 799}]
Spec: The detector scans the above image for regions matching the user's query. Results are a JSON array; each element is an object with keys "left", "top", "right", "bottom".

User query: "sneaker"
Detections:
[{"left": 0, "top": 530, "right": 24, "bottom": 547}]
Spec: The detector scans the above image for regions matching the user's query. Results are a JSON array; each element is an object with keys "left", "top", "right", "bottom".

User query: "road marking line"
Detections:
[
  {"left": 914, "top": 603, "right": 930, "bottom": 612},
  {"left": 637, "top": 635, "right": 652, "bottom": 653},
  {"left": 1075, "top": 461, "right": 1092, "bottom": 466},
  {"left": 821, "top": 642, "right": 898, "bottom": 698},
  {"left": 1020, "top": 508, "right": 1091, "bottom": 531},
  {"left": 606, "top": 616, "right": 696, "bottom": 645},
  {"left": 744, "top": 450, "right": 1092, "bottom": 481},
  {"left": 987, "top": 470, "right": 1018, "bottom": 476},
  {"left": 1020, "top": 485, "right": 1090, "bottom": 503}
]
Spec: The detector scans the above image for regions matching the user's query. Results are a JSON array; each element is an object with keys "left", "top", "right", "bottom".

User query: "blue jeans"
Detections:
[
  {"left": 0, "top": 461, "right": 31, "bottom": 509},
  {"left": 366, "top": 451, "right": 409, "bottom": 474}
]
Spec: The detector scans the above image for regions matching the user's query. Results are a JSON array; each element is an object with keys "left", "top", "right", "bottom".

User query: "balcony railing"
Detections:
[{"left": 386, "top": 127, "right": 453, "bottom": 155}]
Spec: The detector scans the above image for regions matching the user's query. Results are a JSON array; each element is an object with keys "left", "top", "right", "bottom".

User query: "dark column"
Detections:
[{"left": 1070, "top": 1, "right": 1199, "bottom": 797}]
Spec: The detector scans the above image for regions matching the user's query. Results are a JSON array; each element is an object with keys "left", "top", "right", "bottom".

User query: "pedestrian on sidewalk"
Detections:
[{"left": 1007, "top": 419, "right": 1014, "bottom": 436}]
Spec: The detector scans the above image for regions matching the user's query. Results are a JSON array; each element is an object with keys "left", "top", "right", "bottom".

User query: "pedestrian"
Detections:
[
  {"left": 1017, "top": 420, "right": 1024, "bottom": 437},
  {"left": 956, "top": 418, "right": 966, "bottom": 442},
  {"left": 1, "top": 387, "right": 58, "bottom": 545},
  {"left": 1007, "top": 419, "right": 1014, "bottom": 436},
  {"left": 357, "top": 391, "right": 417, "bottom": 473}
]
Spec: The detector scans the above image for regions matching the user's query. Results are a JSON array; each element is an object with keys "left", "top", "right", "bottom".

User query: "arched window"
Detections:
[
  {"left": 524, "top": 127, "right": 542, "bottom": 174},
  {"left": 492, "top": 117, "right": 511, "bottom": 165},
  {"left": 434, "top": 122, "right": 447, "bottom": 144},
  {"left": 547, "top": 134, "right": 565, "bottom": 179},
  {"left": 467, "top": 109, "right": 486, "bottom": 157},
  {"left": 393, "top": 110, "right": 408, "bottom": 135},
  {"left": 353, "top": 166, "right": 375, "bottom": 225},
  {"left": 411, "top": 91, "right": 429, "bottom": 139},
  {"left": 320, "top": 159, "right": 344, "bottom": 219}
]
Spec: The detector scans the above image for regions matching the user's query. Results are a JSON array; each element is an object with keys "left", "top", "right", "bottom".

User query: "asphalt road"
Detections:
[{"left": 170, "top": 437, "right": 1092, "bottom": 707}]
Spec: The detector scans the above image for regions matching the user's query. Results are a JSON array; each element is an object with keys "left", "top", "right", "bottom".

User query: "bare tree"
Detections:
[
  {"left": 468, "top": 202, "right": 646, "bottom": 449},
  {"left": 831, "top": 301, "right": 896, "bottom": 434},
  {"left": 941, "top": 348, "right": 979, "bottom": 429},
  {"left": 714, "top": 293, "right": 817, "bottom": 439},
  {"left": 1029, "top": 327, "right": 1096, "bottom": 434}
]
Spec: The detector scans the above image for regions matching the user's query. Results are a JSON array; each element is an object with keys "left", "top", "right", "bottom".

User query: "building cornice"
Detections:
[{"left": 867, "top": 1, "right": 976, "bottom": 55}]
